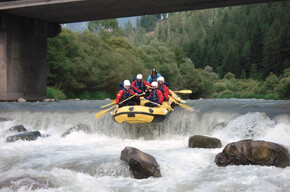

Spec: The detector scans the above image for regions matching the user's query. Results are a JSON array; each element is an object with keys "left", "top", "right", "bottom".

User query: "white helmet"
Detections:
[
  {"left": 136, "top": 74, "right": 143, "bottom": 80},
  {"left": 157, "top": 76, "right": 164, "bottom": 83},
  {"left": 151, "top": 81, "right": 158, "bottom": 88},
  {"left": 123, "top": 80, "right": 131, "bottom": 87}
]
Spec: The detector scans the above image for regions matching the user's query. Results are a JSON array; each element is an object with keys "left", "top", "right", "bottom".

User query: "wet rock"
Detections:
[
  {"left": 43, "top": 98, "right": 51, "bottom": 102},
  {"left": 215, "top": 139, "right": 290, "bottom": 168},
  {"left": 17, "top": 98, "right": 26, "bottom": 102},
  {"left": 0, "top": 176, "right": 54, "bottom": 190},
  {"left": 42, "top": 98, "right": 56, "bottom": 102},
  {"left": 6, "top": 125, "right": 27, "bottom": 133},
  {"left": 61, "top": 124, "right": 92, "bottom": 137},
  {"left": 6, "top": 131, "right": 41, "bottom": 143},
  {"left": 120, "top": 146, "right": 161, "bottom": 179},
  {"left": 74, "top": 98, "right": 80, "bottom": 101},
  {"left": 188, "top": 135, "right": 222, "bottom": 148}
]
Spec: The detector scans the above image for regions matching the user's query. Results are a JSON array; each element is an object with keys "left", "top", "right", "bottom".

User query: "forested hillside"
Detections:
[{"left": 47, "top": 2, "right": 289, "bottom": 100}]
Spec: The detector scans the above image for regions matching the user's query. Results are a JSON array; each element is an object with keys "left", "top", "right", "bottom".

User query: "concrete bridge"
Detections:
[{"left": 0, "top": 0, "right": 286, "bottom": 101}]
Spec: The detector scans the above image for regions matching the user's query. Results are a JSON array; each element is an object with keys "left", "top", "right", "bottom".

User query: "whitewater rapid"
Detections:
[{"left": 0, "top": 99, "right": 289, "bottom": 192}]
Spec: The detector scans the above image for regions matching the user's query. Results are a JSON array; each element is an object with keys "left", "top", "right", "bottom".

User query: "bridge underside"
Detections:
[
  {"left": 0, "top": 0, "right": 287, "bottom": 101},
  {"left": 0, "top": 0, "right": 284, "bottom": 23}
]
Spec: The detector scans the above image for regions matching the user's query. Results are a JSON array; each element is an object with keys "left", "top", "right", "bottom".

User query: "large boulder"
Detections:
[
  {"left": 188, "top": 135, "right": 222, "bottom": 148},
  {"left": 215, "top": 139, "right": 290, "bottom": 168},
  {"left": 6, "top": 125, "right": 27, "bottom": 133},
  {"left": 61, "top": 124, "right": 92, "bottom": 137},
  {"left": 6, "top": 131, "right": 41, "bottom": 143},
  {"left": 120, "top": 146, "right": 161, "bottom": 179}
]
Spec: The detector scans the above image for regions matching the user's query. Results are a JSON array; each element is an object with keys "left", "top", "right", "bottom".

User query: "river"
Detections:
[{"left": 0, "top": 99, "right": 290, "bottom": 192}]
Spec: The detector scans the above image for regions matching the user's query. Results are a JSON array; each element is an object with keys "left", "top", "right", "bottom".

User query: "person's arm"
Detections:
[
  {"left": 130, "top": 89, "right": 138, "bottom": 97},
  {"left": 146, "top": 92, "right": 152, "bottom": 100},
  {"left": 143, "top": 80, "right": 151, "bottom": 87},
  {"left": 157, "top": 90, "right": 164, "bottom": 104},
  {"left": 116, "top": 90, "right": 124, "bottom": 104},
  {"left": 147, "top": 75, "right": 152, "bottom": 83},
  {"left": 132, "top": 81, "right": 142, "bottom": 93},
  {"left": 163, "top": 85, "right": 170, "bottom": 100}
]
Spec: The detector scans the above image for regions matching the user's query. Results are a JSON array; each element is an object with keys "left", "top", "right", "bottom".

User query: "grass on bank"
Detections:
[{"left": 47, "top": 86, "right": 67, "bottom": 100}]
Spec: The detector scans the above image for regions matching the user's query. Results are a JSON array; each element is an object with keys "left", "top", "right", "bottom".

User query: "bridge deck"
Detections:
[{"left": 0, "top": 0, "right": 283, "bottom": 23}]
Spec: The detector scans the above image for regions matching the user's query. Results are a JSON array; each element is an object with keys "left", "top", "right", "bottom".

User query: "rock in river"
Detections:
[
  {"left": 61, "top": 124, "right": 92, "bottom": 137},
  {"left": 6, "top": 125, "right": 27, "bottom": 133},
  {"left": 6, "top": 131, "right": 41, "bottom": 143},
  {"left": 17, "top": 98, "right": 27, "bottom": 102},
  {"left": 215, "top": 139, "right": 290, "bottom": 168},
  {"left": 120, "top": 146, "right": 161, "bottom": 179},
  {"left": 188, "top": 135, "right": 222, "bottom": 148}
]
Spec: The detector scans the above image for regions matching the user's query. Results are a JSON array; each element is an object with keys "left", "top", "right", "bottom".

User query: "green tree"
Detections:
[{"left": 140, "top": 15, "right": 159, "bottom": 32}]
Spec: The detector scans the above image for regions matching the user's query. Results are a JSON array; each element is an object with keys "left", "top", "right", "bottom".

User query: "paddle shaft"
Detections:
[
  {"left": 172, "top": 90, "right": 192, "bottom": 94},
  {"left": 95, "top": 94, "right": 144, "bottom": 119},
  {"left": 169, "top": 96, "right": 192, "bottom": 110},
  {"left": 117, "top": 93, "right": 144, "bottom": 106},
  {"left": 100, "top": 99, "right": 116, "bottom": 108},
  {"left": 142, "top": 99, "right": 173, "bottom": 111}
]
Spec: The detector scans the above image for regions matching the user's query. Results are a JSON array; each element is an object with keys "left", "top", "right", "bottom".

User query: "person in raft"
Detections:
[
  {"left": 145, "top": 81, "right": 164, "bottom": 107},
  {"left": 147, "top": 68, "right": 162, "bottom": 83},
  {"left": 157, "top": 76, "right": 171, "bottom": 101},
  {"left": 116, "top": 80, "right": 139, "bottom": 109},
  {"left": 132, "top": 74, "right": 151, "bottom": 95}
]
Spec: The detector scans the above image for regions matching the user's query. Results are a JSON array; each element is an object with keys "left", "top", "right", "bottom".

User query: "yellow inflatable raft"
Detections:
[{"left": 112, "top": 91, "right": 180, "bottom": 124}]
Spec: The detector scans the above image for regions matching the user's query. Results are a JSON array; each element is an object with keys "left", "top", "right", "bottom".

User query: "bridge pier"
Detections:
[{"left": 0, "top": 13, "right": 60, "bottom": 101}]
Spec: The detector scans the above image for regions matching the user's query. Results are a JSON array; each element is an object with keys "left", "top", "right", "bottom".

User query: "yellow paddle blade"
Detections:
[
  {"left": 179, "top": 99, "right": 186, "bottom": 103},
  {"left": 178, "top": 103, "right": 193, "bottom": 110},
  {"left": 173, "top": 90, "right": 192, "bottom": 94},
  {"left": 100, "top": 101, "right": 115, "bottom": 108},
  {"left": 174, "top": 97, "right": 186, "bottom": 103},
  {"left": 170, "top": 96, "right": 193, "bottom": 110},
  {"left": 169, "top": 95, "right": 185, "bottom": 103},
  {"left": 95, "top": 105, "right": 115, "bottom": 119},
  {"left": 167, "top": 105, "right": 174, "bottom": 111},
  {"left": 95, "top": 109, "right": 109, "bottom": 119}
]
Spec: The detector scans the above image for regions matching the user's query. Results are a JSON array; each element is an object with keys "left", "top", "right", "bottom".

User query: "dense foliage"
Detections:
[
  {"left": 133, "top": 2, "right": 290, "bottom": 80},
  {"left": 47, "top": 2, "right": 289, "bottom": 100}
]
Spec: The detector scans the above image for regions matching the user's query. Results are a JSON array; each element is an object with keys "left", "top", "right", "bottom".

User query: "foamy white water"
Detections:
[{"left": 0, "top": 99, "right": 289, "bottom": 192}]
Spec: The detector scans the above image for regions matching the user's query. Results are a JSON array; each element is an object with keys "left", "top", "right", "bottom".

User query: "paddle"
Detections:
[
  {"left": 146, "top": 85, "right": 192, "bottom": 95},
  {"left": 169, "top": 96, "right": 193, "bottom": 110},
  {"left": 172, "top": 90, "right": 192, "bottom": 94},
  {"left": 142, "top": 99, "right": 174, "bottom": 111},
  {"left": 95, "top": 93, "right": 144, "bottom": 119},
  {"left": 100, "top": 99, "right": 116, "bottom": 108},
  {"left": 94, "top": 105, "right": 116, "bottom": 119},
  {"left": 145, "top": 86, "right": 190, "bottom": 102},
  {"left": 171, "top": 95, "right": 186, "bottom": 103}
]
